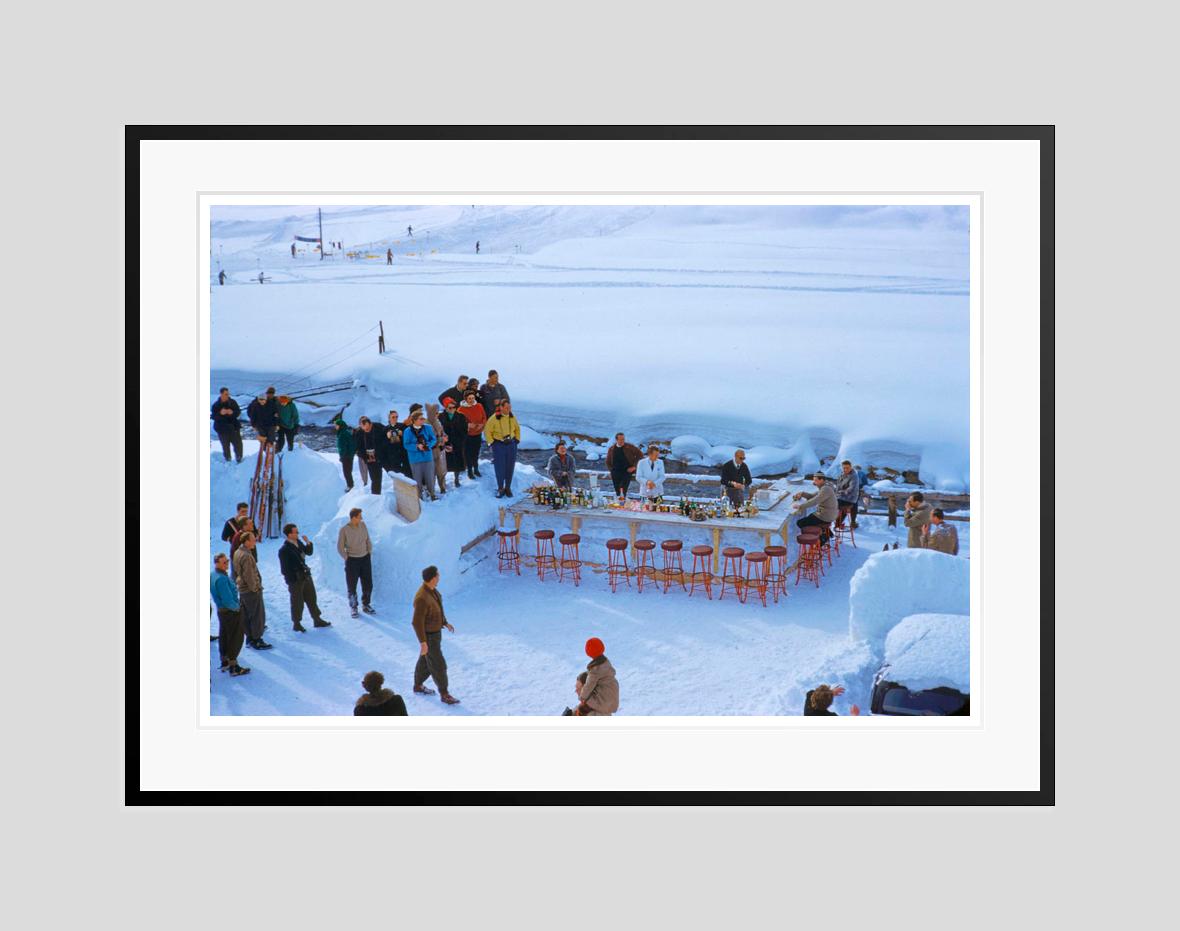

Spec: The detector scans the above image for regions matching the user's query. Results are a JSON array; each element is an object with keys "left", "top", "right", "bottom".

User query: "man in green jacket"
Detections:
[
  {"left": 276, "top": 395, "right": 301, "bottom": 452},
  {"left": 333, "top": 414, "right": 357, "bottom": 490}
]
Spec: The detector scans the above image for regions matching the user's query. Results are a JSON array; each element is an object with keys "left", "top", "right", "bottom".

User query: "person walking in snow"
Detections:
[
  {"left": 720, "top": 449, "right": 752, "bottom": 507},
  {"left": 221, "top": 502, "right": 250, "bottom": 543},
  {"left": 233, "top": 531, "right": 272, "bottom": 650},
  {"left": 386, "top": 248, "right": 393, "bottom": 265},
  {"left": 354, "top": 416, "right": 389, "bottom": 496},
  {"left": 904, "top": 492, "right": 933, "bottom": 548},
  {"left": 475, "top": 241, "right": 480, "bottom": 254},
  {"left": 438, "top": 375, "right": 469, "bottom": 410},
  {"left": 275, "top": 395, "right": 300, "bottom": 452},
  {"left": 480, "top": 369, "right": 510, "bottom": 418},
  {"left": 404, "top": 409, "right": 440, "bottom": 501},
  {"left": 606, "top": 433, "right": 642, "bottom": 499},
  {"left": 332, "top": 414, "right": 358, "bottom": 490},
  {"left": 211, "top": 387, "right": 243, "bottom": 462},
  {"left": 354, "top": 671, "right": 408, "bottom": 716},
  {"left": 291, "top": 242, "right": 297, "bottom": 257},
  {"left": 406, "top": 225, "right": 413, "bottom": 238},
  {"left": 804, "top": 684, "right": 860, "bottom": 716},
  {"left": 572, "top": 638, "right": 619, "bottom": 716},
  {"left": 337, "top": 507, "right": 375, "bottom": 618},
  {"left": 547, "top": 441, "right": 577, "bottom": 491},
  {"left": 411, "top": 565, "right": 459, "bottom": 705},
  {"left": 218, "top": 269, "right": 226, "bottom": 286},
  {"left": 440, "top": 398, "right": 469, "bottom": 488},
  {"left": 921, "top": 507, "right": 959, "bottom": 555},
  {"left": 210, "top": 553, "right": 250, "bottom": 676},
  {"left": 636, "top": 445, "right": 666, "bottom": 499},
  {"left": 459, "top": 390, "right": 486, "bottom": 479},
  {"left": 484, "top": 399, "right": 521, "bottom": 498},
  {"left": 382, "top": 410, "right": 411, "bottom": 478},
  {"left": 278, "top": 523, "right": 330, "bottom": 632},
  {"left": 793, "top": 472, "right": 839, "bottom": 535},
  {"left": 834, "top": 459, "right": 861, "bottom": 528},
  {"left": 246, "top": 387, "right": 280, "bottom": 447}
]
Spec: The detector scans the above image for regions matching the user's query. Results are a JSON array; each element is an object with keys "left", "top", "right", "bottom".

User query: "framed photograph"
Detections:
[{"left": 130, "top": 125, "right": 1052, "bottom": 804}]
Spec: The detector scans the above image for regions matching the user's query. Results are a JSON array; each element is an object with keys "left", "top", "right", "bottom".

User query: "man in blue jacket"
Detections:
[{"left": 210, "top": 553, "right": 250, "bottom": 676}]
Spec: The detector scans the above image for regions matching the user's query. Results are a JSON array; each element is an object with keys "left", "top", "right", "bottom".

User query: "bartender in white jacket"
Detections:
[{"left": 635, "top": 445, "right": 667, "bottom": 498}]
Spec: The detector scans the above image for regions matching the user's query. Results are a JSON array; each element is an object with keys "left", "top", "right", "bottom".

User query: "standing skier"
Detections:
[
  {"left": 337, "top": 507, "right": 375, "bottom": 618},
  {"left": 211, "top": 387, "right": 243, "bottom": 462}
]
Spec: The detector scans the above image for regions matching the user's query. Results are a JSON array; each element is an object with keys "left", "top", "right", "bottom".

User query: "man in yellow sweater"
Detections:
[{"left": 483, "top": 399, "right": 521, "bottom": 498}]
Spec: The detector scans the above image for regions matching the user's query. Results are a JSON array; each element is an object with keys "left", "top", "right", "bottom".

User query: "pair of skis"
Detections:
[{"left": 248, "top": 444, "right": 284, "bottom": 538}]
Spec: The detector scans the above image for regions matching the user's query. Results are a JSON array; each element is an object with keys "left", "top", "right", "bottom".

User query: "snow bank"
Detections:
[
  {"left": 848, "top": 549, "right": 969, "bottom": 646},
  {"left": 881, "top": 613, "right": 969, "bottom": 693}
]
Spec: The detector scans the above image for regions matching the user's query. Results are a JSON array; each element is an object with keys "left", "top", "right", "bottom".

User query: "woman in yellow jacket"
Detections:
[{"left": 483, "top": 399, "right": 521, "bottom": 498}]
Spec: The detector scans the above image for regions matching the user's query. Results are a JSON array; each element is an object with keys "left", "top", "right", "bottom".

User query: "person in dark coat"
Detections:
[
  {"left": 803, "top": 684, "right": 860, "bottom": 716},
  {"left": 720, "top": 449, "right": 753, "bottom": 507},
  {"left": 246, "top": 387, "right": 280, "bottom": 447},
  {"left": 353, "top": 417, "right": 389, "bottom": 496},
  {"left": 354, "top": 670, "right": 408, "bottom": 716},
  {"left": 211, "top": 387, "right": 243, "bottom": 462},
  {"left": 380, "top": 411, "right": 410, "bottom": 478},
  {"left": 480, "top": 370, "right": 510, "bottom": 417},
  {"left": 437, "top": 376, "right": 469, "bottom": 410},
  {"left": 439, "top": 399, "right": 469, "bottom": 487},
  {"left": 547, "top": 441, "right": 577, "bottom": 490},
  {"left": 278, "top": 523, "right": 330, "bottom": 632},
  {"left": 605, "top": 433, "right": 642, "bottom": 498},
  {"left": 218, "top": 269, "right": 226, "bottom": 285},
  {"left": 411, "top": 565, "right": 459, "bottom": 704},
  {"left": 459, "top": 390, "right": 486, "bottom": 479},
  {"left": 221, "top": 502, "right": 250, "bottom": 543}
]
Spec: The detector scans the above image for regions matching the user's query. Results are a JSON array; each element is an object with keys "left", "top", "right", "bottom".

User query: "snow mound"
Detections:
[
  {"left": 881, "top": 613, "right": 969, "bottom": 693},
  {"left": 848, "top": 549, "right": 969, "bottom": 646}
]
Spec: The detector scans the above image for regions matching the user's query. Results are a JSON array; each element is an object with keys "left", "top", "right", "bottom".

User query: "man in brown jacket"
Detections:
[
  {"left": 605, "top": 432, "right": 642, "bottom": 498},
  {"left": 411, "top": 565, "right": 459, "bottom": 705},
  {"left": 574, "top": 637, "right": 620, "bottom": 716},
  {"left": 904, "top": 492, "right": 934, "bottom": 548},
  {"left": 232, "top": 532, "right": 272, "bottom": 650},
  {"left": 921, "top": 508, "right": 960, "bottom": 555}
]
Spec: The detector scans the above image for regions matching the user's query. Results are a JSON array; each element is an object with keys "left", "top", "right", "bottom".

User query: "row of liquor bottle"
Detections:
[{"left": 529, "top": 486, "right": 760, "bottom": 518}]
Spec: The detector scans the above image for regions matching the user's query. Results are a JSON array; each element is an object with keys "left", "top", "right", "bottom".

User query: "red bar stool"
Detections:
[
  {"left": 605, "top": 538, "right": 630, "bottom": 592},
  {"left": 799, "top": 527, "right": 825, "bottom": 578},
  {"left": 558, "top": 533, "right": 582, "bottom": 586},
  {"left": 795, "top": 534, "right": 822, "bottom": 587},
  {"left": 743, "top": 552, "right": 769, "bottom": 607},
  {"left": 816, "top": 523, "right": 834, "bottom": 567},
  {"left": 833, "top": 506, "right": 856, "bottom": 553},
  {"left": 634, "top": 539, "right": 657, "bottom": 592},
  {"left": 534, "top": 529, "right": 557, "bottom": 581},
  {"left": 660, "top": 540, "right": 686, "bottom": 593},
  {"left": 719, "top": 546, "right": 745, "bottom": 600},
  {"left": 764, "top": 545, "right": 788, "bottom": 603},
  {"left": 689, "top": 545, "right": 714, "bottom": 599},
  {"left": 497, "top": 528, "right": 521, "bottom": 575}
]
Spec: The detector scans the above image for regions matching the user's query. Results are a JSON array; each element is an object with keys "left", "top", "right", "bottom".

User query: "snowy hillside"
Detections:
[{"left": 210, "top": 204, "right": 970, "bottom": 490}]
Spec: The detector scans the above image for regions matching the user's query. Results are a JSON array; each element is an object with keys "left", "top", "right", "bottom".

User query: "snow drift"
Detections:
[
  {"left": 847, "top": 549, "right": 969, "bottom": 647},
  {"left": 881, "top": 613, "right": 970, "bottom": 693}
]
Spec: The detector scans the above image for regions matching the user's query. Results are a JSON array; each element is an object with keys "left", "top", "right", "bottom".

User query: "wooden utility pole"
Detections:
[
  {"left": 318, "top": 207, "right": 324, "bottom": 261},
  {"left": 378, "top": 320, "right": 385, "bottom": 354}
]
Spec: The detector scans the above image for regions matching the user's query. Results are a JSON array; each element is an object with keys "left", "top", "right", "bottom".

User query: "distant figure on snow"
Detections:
[
  {"left": 218, "top": 269, "right": 226, "bottom": 285},
  {"left": 407, "top": 225, "right": 413, "bottom": 238},
  {"left": 291, "top": 242, "right": 297, "bottom": 257},
  {"left": 354, "top": 671, "right": 407, "bottom": 716},
  {"left": 475, "top": 241, "right": 480, "bottom": 254},
  {"left": 386, "top": 248, "right": 393, "bottom": 265}
]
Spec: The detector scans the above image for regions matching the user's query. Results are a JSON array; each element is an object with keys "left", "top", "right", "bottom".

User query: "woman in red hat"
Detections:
[{"left": 572, "top": 638, "right": 619, "bottom": 716}]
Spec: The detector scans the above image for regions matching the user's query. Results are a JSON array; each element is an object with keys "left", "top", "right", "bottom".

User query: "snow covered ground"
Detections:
[
  {"left": 210, "top": 204, "right": 969, "bottom": 490},
  {"left": 209, "top": 442, "right": 969, "bottom": 716}
]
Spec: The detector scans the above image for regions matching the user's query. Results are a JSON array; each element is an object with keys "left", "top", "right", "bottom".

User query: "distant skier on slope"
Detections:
[
  {"left": 218, "top": 269, "right": 226, "bottom": 285},
  {"left": 475, "top": 241, "right": 480, "bottom": 254},
  {"left": 407, "top": 225, "right": 413, "bottom": 238},
  {"left": 291, "top": 242, "right": 297, "bottom": 257},
  {"left": 386, "top": 248, "right": 393, "bottom": 265}
]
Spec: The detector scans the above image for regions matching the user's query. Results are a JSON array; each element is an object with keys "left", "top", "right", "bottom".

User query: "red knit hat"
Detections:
[{"left": 585, "top": 637, "right": 605, "bottom": 658}]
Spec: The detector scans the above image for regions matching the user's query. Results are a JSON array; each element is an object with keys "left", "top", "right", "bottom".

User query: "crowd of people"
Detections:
[{"left": 210, "top": 368, "right": 956, "bottom": 710}]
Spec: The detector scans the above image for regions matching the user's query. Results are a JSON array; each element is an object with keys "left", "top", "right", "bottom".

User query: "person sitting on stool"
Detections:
[{"left": 793, "top": 472, "right": 840, "bottom": 534}]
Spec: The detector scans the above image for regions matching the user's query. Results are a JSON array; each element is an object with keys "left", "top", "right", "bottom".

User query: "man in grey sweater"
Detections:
[
  {"left": 337, "top": 507, "right": 375, "bottom": 618},
  {"left": 834, "top": 459, "right": 861, "bottom": 528},
  {"left": 792, "top": 472, "right": 840, "bottom": 532}
]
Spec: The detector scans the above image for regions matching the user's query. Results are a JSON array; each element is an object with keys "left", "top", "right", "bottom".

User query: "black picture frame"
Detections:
[{"left": 127, "top": 124, "right": 1053, "bottom": 806}]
